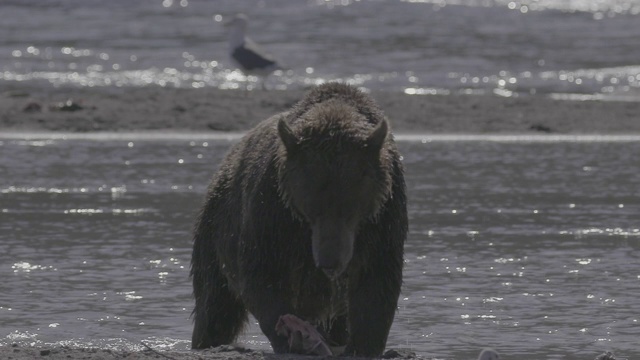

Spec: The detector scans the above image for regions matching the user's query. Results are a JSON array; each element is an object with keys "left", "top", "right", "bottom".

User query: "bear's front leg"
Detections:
[
  {"left": 345, "top": 272, "right": 401, "bottom": 357},
  {"left": 243, "top": 287, "right": 294, "bottom": 353}
]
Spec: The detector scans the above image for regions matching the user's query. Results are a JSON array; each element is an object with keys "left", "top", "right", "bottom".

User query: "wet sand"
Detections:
[
  {"left": 0, "top": 343, "right": 419, "bottom": 360},
  {"left": 2, "top": 86, "right": 640, "bottom": 134}
]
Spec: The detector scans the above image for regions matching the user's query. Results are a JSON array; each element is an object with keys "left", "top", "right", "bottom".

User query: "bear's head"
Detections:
[{"left": 276, "top": 101, "right": 393, "bottom": 280}]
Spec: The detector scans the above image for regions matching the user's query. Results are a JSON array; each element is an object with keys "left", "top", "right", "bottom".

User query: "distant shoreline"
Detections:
[
  {"left": 4, "top": 132, "right": 640, "bottom": 143},
  {"left": 2, "top": 86, "right": 640, "bottom": 134}
]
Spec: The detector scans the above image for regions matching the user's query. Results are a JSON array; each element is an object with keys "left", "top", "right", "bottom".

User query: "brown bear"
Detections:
[{"left": 190, "top": 83, "right": 407, "bottom": 357}]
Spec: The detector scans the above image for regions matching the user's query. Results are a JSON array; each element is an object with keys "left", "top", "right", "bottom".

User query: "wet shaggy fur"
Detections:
[{"left": 190, "top": 83, "right": 408, "bottom": 356}]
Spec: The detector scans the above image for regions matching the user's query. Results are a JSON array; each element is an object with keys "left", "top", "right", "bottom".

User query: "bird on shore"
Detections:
[{"left": 223, "top": 13, "right": 284, "bottom": 90}]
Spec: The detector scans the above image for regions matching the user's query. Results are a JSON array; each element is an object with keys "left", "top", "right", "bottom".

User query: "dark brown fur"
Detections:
[{"left": 190, "top": 83, "right": 407, "bottom": 356}]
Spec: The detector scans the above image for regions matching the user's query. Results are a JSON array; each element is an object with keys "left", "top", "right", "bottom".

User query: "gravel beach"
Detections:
[
  {"left": 1, "top": 343, "right": 420, "bottom": 360},
  {"left": 2, "top": 86, "right": 640, "bottom": 135}
]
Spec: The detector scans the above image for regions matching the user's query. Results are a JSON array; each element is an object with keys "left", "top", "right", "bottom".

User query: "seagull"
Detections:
[{"left": 223, "top": 13, "right": 283, "bottom": 89}]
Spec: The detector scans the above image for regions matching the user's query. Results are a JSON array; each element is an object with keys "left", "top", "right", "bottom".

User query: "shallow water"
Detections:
[
  {"left": 1, "top": 135, "right": 639, "bottom": 359},
  {"left": 1, "top": 0, "right": 640, "bottom": 100}
]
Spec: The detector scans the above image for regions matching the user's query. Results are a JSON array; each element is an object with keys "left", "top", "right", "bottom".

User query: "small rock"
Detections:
[
  {"left": 173, "top": 105, "right": 187, "bottom": 113},
  {"left": 529, "top": 124, "right": 552, "bottom": 133},
  {"left": 4, "top": 90, "right": 30, "bottom": 98},
  {"left": 382, "top": 349, "right": 416, "bottom": 359},
  {"left": 207, "top": 122, "right": 236, "bottom": 131},
  {"left": 595, "top": 352, "right": 616, "bottom": 360},
  {"left": 206, "top": 345, "right": 253, "bottom": 354},
  {"left": 23, "top": 102, "right": 42, "bottom": 113},
  {"left": 40, "top": 349, "right": 51, "bottom": 356}
]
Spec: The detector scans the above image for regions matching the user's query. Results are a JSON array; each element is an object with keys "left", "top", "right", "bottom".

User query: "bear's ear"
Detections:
[
  {"left": 366, "top": 119, "right": 388, "bottom": 151},
  {"left": 278, "top": 118, "right": 299, "bottom": 153}
]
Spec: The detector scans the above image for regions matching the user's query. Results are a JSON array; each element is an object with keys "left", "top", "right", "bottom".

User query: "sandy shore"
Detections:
[
  {"left": 2, "top": 86, "right": 640, "bottom": 134},
  {"left": 0, "top": 343, "right": 420, "bottom": 360}
]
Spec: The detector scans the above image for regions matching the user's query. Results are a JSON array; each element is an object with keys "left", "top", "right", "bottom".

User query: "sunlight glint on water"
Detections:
[
  {"left": 1, "top": 0, "right": 639, "bottom": 100},
  {"left": 1, "top": 137, "right": 639, "bottom": 359}
]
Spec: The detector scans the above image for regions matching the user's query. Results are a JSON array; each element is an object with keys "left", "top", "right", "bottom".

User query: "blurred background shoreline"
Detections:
[{"left": 2, "top": 0, "right": 640, "bottom": 101}]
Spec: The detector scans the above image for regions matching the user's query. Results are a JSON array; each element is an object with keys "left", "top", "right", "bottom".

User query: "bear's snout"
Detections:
[{"left": 311, "top": 220, "right": 355, "bottom": 280}]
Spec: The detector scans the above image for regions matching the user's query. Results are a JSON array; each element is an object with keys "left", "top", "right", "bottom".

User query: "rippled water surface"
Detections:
[
  {"left": 1, "top": 135, "right": 639, "bottom": 359},
  {"left": 1, "top": 0, "right": 640, "bottom": 100}
]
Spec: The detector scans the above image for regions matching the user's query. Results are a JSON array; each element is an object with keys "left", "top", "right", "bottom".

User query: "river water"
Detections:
[
  {"left": 1, "top": 0, "right": 640, "bottom": 100},
  {"left": 1, "top": 134, "right": 639, "bottom": 359}
]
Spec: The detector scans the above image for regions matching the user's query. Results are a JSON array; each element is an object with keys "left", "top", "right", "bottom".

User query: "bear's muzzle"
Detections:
[{"left": 311, "top": 218, "right": 355, "bottom": 280}]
